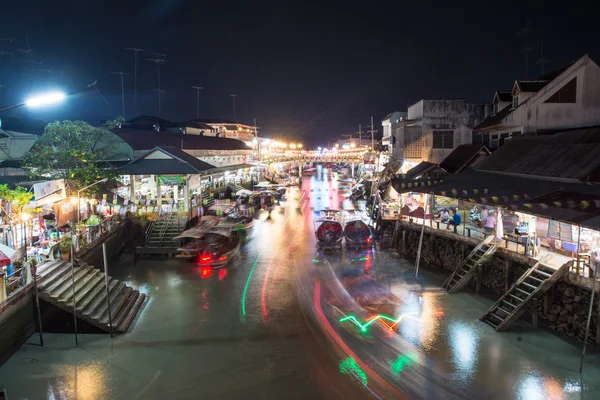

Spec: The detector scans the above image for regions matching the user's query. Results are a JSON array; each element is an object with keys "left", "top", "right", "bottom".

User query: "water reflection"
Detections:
[
  {"left": 51, "top": 363, "right": 107, "bottom": 400},
  {"left": 517, "top": 375, "right": 545, "bottom": 400},
  {"left": 449, "top": 322, "right": 479, "bottom": 381}
]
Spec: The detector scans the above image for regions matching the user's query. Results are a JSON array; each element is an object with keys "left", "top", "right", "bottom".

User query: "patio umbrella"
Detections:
[
  {"left": 235, "top": 189, "right": 253, "bottom": 196},
  {"left": 495, "top": 208, "right": 503, "bottom": 239},
  {"left": 0, "top": 244, "right": 17, "bottom": 267}
]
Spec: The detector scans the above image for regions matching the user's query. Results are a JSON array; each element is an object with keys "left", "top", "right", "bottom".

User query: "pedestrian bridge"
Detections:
[{"left": 263, "top": 153, "right": 369, "bottom": 164}]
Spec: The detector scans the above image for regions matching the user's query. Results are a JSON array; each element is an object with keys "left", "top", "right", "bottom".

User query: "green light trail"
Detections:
[
  {"left": 390, "top": 354, "right": 416, "bottom": 376},
  {"left": 241, "top": 255, "right": 261, "bottom": 317},
  {"left": 339, "top": 312, "right": 419, "bottom": 333},
  {"left": 339, "top": 357, "right": 368, "bottom": 387}
]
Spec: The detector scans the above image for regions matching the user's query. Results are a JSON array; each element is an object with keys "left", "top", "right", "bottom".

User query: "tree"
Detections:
[
  {"left": 0, "top": 185, "right": 36, "bottom": 252},
  {"left": 23, "top": 118, "right": 125, "bottom": 194}
]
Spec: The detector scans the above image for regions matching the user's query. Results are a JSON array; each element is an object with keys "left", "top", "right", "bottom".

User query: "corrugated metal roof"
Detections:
[
  {"left": 404, "top": 162, "right": 441, "bottom": 179},
  {"left": 439, "top": 144, "right": 490, "bottom": 174},
  {"left": 477, "top": 126, "right": 600, "bottom": 182},
  {"left": 391, "top": 170, "right": 600, "bottom": 230}
]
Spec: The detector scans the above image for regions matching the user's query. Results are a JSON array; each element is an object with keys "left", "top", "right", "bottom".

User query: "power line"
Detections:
[
  {"left": 125, "top": 47, "right": 143, "bottom": 115},
  {"left": 192, "top": 86, "right": 203, "bottom": 118},
  {"left": 147, "top": 52, "right": 167, "bottom": 116},
  {"left": 18, "top": 34, "right": 41, "bottom": 78},
  {"left": 0, "top": 78, "right": 5, "bottom": 107},
  {"left": 111, "top": 71, "right": 130, "bottom": 118},
  {"left": 87, "top": 80, "right": 113, "bottom": 118}
]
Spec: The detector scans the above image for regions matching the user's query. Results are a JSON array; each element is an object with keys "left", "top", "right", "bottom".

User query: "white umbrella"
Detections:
[
  {"left": 236, "top": 189, "right": 253, "bottom": 196},
  {"left": 0, "top": 243, "right": 17, "bottom": 260},
  {"left": 495, "top": 209, "right": 503, "bottom": 239}
]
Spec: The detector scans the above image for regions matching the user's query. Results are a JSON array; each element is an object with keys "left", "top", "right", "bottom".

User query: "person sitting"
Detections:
[
  {"left": 439, "top": 208, "right": 450, "bottom": 223},
  {"left": 446, "top": 209, "right": 461, "bottom": 230}
]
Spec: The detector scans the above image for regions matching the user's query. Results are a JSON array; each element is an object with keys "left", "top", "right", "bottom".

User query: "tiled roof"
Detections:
[
  {"left": 473, "top": 104, "right": 513, "bottom": 131},
  {"left": 120, "top": 146, "right": 215, "bottom": 175},
  {"left": 517, "top": 80, "right": 550, "bottom": 93},
  {"left": 495, "top": 91, "right": 512, "bottom": 102},
  {"left": 113, "top": 128, "right": 251, "bottom": 151}
]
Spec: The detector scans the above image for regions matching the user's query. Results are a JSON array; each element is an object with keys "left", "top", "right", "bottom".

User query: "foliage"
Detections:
[
  {"left": 58, "top": 234, "right": 73, "bottom": 253},
  {"left": 0, "top": 184, "right": 35, "bottom": 225},
  {"left": 23, "top": 118, "right": 126, "bottom": 194}
]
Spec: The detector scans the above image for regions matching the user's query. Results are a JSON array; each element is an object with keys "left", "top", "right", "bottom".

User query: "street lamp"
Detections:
[
  {"left": 25, "top": 92, "right": 66, "bottom": 108},
  {"left": 77, "top": 178, "right": 108, "bottom": 226}
]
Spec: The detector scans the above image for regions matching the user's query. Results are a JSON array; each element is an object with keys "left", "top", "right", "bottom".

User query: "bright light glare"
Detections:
[{"left": 25, "top": 92, "right": 66, "bottom": 107}]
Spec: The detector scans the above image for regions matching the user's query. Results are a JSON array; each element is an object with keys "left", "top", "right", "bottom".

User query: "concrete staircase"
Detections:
[
  {"left": 480, "top": 255, "right": 568, "bottom": 331},
  {"left": 137, "top": 213, "right": 188, "bottom": 255},
  {"left": 36, "top": 260, "right": 147, "bottom": 333},
  {"left": 442, "top": 238, "right": 497, "bottom": 293}
]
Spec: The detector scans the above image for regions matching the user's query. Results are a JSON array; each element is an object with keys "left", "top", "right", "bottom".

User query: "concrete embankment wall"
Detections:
[
  {"left": 78, "top": 219, "right": 139, "bottom": 271},
  {"left": 393, "top": 222, "right": 599, "bottom": 344},
  {"left": 0, "top": 284, "right": 36, "bottom": 365}
]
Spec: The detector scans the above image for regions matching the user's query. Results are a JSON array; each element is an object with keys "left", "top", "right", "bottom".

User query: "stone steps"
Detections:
[{"left": 36, "top": 260, "right": 147, "bottom": 334}]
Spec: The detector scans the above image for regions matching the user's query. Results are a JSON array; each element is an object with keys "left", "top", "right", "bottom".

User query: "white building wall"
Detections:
[
  {"left": 0, "top": 130, "right": 38, "bottom": 162},
  {"left": 407, "top": 101, "right": 424, "bottom": 120},
  {"left": 504, "top": 55, "right": 600, "bottom": 132}
]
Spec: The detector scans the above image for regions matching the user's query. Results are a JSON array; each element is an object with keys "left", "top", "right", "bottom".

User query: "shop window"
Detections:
[
  {"left": 432, "top": 130, "right": 454, "bottom": 149},
  {"left": 544, "top": 77, "right": 577, "bottom": 103},
  {"left": 499, "top": 133, "right": 509, "bottom": 147},
  {"left": 512, "top": 131, "right": 521, "bottom": 137}
]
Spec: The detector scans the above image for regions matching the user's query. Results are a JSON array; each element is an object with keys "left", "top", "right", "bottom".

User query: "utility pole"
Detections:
[
  {"left": 230, "top": 94, "right": 237, "bottom": 120},
  {"left": 368, "top": 116, "right": 377, "bottom": 150},
  {"left": 518, "top": 21, "right": 538, "bottom": 79},
  {"left": 536, "top": 31, "right": 549, "bottom": 75},
  {"left": 18, "top": 35, "right": 41, "bottom": 78},
  {"left": 111, "top": 71, "right": 130, "bottom": 117},
  {"left": 125, "top": 47, "right": 143, "bottom": 115},
  {"left": 192, "top": 86, "right": 203, "bottom": 118},
  {"left": 356, "top": 124, "right": 363, "bottom": 148},
  {"left": 147, "top": 52, "right": 167, "bottom": 116}
]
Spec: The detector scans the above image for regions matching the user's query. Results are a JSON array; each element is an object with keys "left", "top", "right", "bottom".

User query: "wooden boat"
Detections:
[
  {"left": 197, "top": 228, "right": 241, "bottom": 268},
  {"left": 344, "top": 219, "right": 373, "bottom": 248},
  {"left": 314, "top": 211, "right": 343, "bottom": 248}
]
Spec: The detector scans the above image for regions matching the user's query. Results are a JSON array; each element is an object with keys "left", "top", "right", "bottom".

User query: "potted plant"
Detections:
[{"left": 59, "top": 236, "right": 73, "bottom": 260}]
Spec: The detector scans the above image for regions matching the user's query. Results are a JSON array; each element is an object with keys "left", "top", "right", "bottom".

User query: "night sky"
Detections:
[{"left": 1, "top": 1, "right": 598, "bottom": 146}]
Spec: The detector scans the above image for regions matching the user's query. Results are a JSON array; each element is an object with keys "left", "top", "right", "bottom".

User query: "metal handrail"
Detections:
[
  {"left": 158, "top": 211, "right": 175, "bottom": 246},
  {"left": 145, "top": 209, "right": 159, "bottom": 243}
]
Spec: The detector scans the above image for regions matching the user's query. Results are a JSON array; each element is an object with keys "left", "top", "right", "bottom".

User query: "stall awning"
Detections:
[{"left": 391, "top": 170, "right": 600, "bottom": 230}]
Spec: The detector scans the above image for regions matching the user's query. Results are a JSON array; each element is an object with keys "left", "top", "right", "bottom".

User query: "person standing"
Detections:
[{"left": 484, "top": 212, "right": 496, "bottom": 235}]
